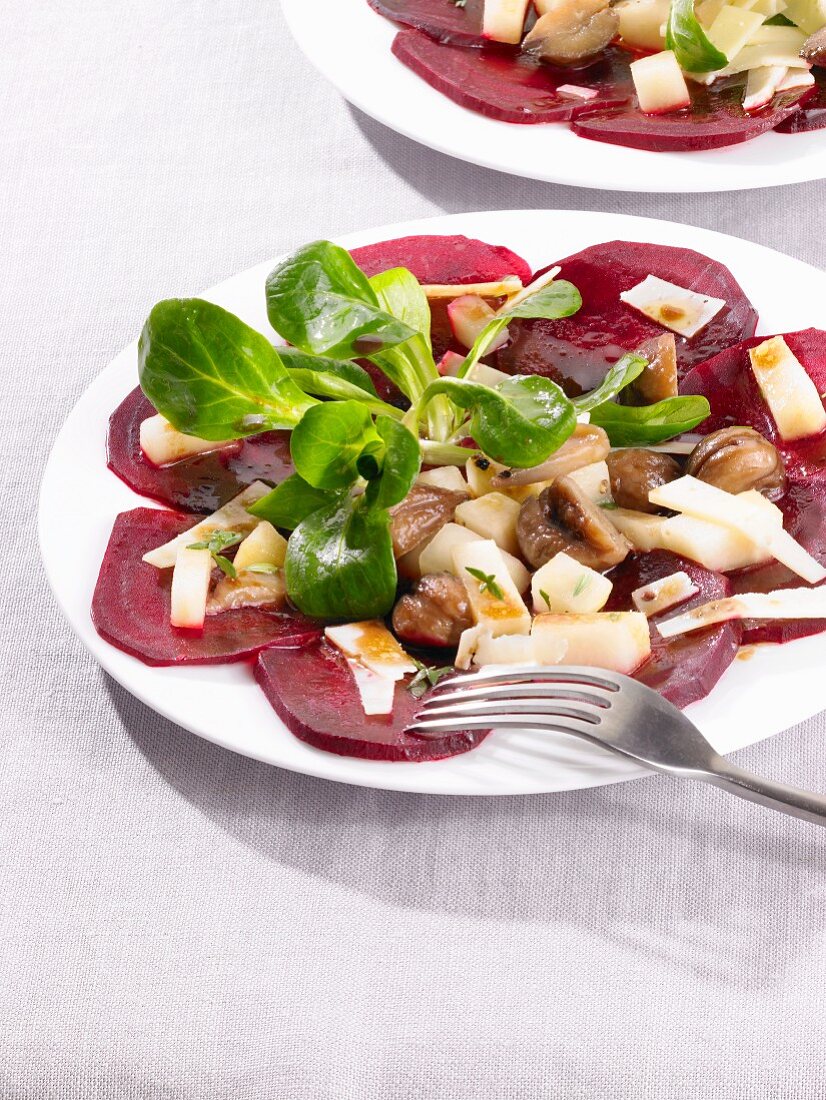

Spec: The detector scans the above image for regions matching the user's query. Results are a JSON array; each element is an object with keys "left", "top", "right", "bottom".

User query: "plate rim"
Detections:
[
  {"left": 39, "top": 207, "right": 826, "bottom": 796},
  {"left": 279, "top": 0, "right": 826, "bottom": 193}
]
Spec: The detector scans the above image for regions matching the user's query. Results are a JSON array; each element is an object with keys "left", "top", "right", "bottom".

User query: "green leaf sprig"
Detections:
[
  {"left": 188, "top": 530, "right": 245, "bottom": 579},
  {"left": 465, "top": 567, "right": 505, "bottom": 600},
  {"left": 666, "top": 0, "right": 728, "bottom": 73}
]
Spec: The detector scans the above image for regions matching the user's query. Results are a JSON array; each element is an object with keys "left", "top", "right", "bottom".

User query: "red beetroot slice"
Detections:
[
  {"left": 775, "top": 72, "right": 826, "bottom": 133},
  {"left": 392, "top": 30, "right": 632, "bottom": 125},
  {"left": 606, "top": 550, "right": 742, "bottom": 709},
  {"left": 92, "top": 509, "right": 321, "bottom": 666},
  {"left": 107, "top": 387, "right": 293, "bottom": 514},
  {"left": 573, "top": 81, "right": 806, "bottom": 152},
  {"left": 367, "top": 0, "right": 486, "bottom": 45},
  {"left": 350, "top": 232, "right": 532, "bottom": 285},
  {"left": 680, "top": 329, "right": 826, "bottom": 482},
  {"left": 495, "top": 241, "right": 758, "bottom": 394},
  {"left": 256, "top": 640, "right": 488, "bottom": 762}
]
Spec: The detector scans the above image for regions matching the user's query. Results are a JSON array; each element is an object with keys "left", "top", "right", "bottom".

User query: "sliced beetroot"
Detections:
[
  {"left": 92, "top": 509, "right": 321, "bottom": 666},
  {"left": 495, "top": 241, "right": 758, "bottom": 394},
  {"left": 367, "top": 0, "right": 486, "bottom": 45},
  {"left": 680, "top": 329, "right": 826, "bottom": 481},
  {"left": 775, "top": 72, "right": 826, "bottom": 133},
  {"left": 256, "top": 640, "right": 488, "bottom": 762},
  {"left": 391, "top": 30, "right": 631, "bottom": 125},
  {"left": 606, "top": 550, "right": 742, "bottom": 709},
  {"left": 107, "top": 387, "right": 294, "bottom": 514},
  {"left": 573, "top": 80, "right": 806, "bottom": 152},
  {"left": 350, "top": 232, "right": 532, "bottom": 285}
]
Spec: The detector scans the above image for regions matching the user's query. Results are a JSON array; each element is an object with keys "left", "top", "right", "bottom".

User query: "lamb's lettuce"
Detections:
[
  {"left": 285, "top": 494, "right": 398, "bottom": 620},
  {"left": 589, "top": 394, "right": 711, "bottom": 445},
  {"left": 418, "top": 375, "right": 576, "bottom": 467},
  {"left": 572, "top": 353, "right": 647, "bottom": 413},
  {"left": 265, "top": 241, "right": 418, "bottom": 361},
  {"left": 666, "top": 0, "right": 728, "bottom": 73},
  {"left": 138, "top": 299, "right": 317, "bottom": 440}
]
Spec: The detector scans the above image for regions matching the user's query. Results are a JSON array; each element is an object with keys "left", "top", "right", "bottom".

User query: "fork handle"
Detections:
[{"left": 694, "top": 760, "right": 826, "bottom": 828}]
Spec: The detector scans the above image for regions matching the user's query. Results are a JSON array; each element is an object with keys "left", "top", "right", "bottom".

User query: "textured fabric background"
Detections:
[{"left": 2, "top": 1, "right": 826, "bottom": 1097}]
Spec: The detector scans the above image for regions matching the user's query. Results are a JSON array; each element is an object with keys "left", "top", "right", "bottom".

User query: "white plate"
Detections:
[
  {"left": 281, "top": 0, "right": 826, "bottom": 193},
  {"left": 39, "top": 209, "right": 826, "bottom": 795}
]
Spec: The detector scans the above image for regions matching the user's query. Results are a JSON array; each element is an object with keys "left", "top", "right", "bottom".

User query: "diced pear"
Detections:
[
  {"left": 531, "top": 552, "right": 613, "bottom": 614},
  {"left": 437, "top": 350, "right": 467, "bottom": 376},
  {"left": 139, "top": 415, "right": 235, "bottom": 466},
  {"left": 620, "top": 275, "right": 726, "bottom": 339},
  {"left": 467, "top": 362, "right": 513, "bottom": 388},
  {"left": 630, "top": 51, "right": 692, "bottom": 115},
  {"left": 557, "top": 84, "right": 600, "bottom": 100},
  {"left": 631, "top": 571, "right": 699, "bottom": 617},
  {"left": 465, "top": 455, "right": 505, "bottom": 497},
  {"left": 169, "top": 547, "right": 212, "bottom": 630},
  {"left": 532, "top": 612, "right": 651, "bottom": 673},
  {"left": 472, "top": 632, "right": 538, "bottom": 666},
  {"left": 453, "top": 540, "right": 531, "bottom": 637},
  {"left": 233, "top": 521, "right": 287, "bottom": 572},
  {"left": 207, "top": 570, "right": 287, "bottom": 614},
  {"left": 447, "top": 295, "right": 510, "bottom": 351},
  {"left": 325, "top": 621, "right": 417, "bottom": 681},
  {"left": 417, "top": 523, "right": 528, "bottom": 590},
  {"left": 749, "top": 336, "right": 826, "bottom": 442},
  {"left": 454, "top": 492, "right": 522, "bottom": 557},
  {"left": 142, "top": 482, "right": 269, "bottom": 569},
  {"left": 568, "top": 459, "right": 612, "bottom": 505},
  {"left": 416, "top": 466, "right": 469, "bottom": 494},
  {"left": 483, "top": 0, "right": 532, "bottom": 44},
  {"left": 706, "top": 6, "right": 765, "bottom": 59},
  {"left": 616, "top": 0, "right": 670, "bottom": 50}
]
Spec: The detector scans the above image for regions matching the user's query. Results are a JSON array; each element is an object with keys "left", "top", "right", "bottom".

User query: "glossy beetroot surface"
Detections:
[
  {"left": 606, "top": 550, "right": 742, "bottom": 709},
  {"left": 92, "top": 509, "right": 321, "bottom": 666},
  {"left": 368, "top": 0, "right": 486, "bottom": 45},
  {"left": 256, "top": 640, "right": 489, "bottom": 762},
  {"left": 392, "top": 31, "right": 631, "bottom": 125},
  {"left": 495, "top": 241, "right": 758, "bottom": 395},
  {"left": 108, "top": 388, "right": 294, "bottom": 514},
  {"left": 350, "top": 233, "right": 532, "bottom": 285},
  {"left": 371, "top": 1, "right": 817, "bottom": 149},
  {"left": 682, "top": 328, "right": 826, "bottom": 645}
]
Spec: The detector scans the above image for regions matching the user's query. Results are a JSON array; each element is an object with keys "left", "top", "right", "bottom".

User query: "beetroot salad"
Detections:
[
  {"left": 95, "top": 232, "right": 826, "bottom": 763},
  {"left": 368, "top": 0, "right": 826, "bottom": 151}
]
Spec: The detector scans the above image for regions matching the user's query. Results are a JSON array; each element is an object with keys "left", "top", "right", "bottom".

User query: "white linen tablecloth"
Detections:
[{"left": 2, "top": 1, "right": 826, "bottom": 1096}]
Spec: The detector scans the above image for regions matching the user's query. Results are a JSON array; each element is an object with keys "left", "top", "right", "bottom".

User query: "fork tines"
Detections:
[{"left": 406, "top": 664, "right": 622, "bottom": 740}]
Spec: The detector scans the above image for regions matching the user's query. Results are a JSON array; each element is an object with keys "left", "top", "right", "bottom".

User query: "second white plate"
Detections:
[{"left": 281, "top": 0, "right": 826, "bottom": 193}]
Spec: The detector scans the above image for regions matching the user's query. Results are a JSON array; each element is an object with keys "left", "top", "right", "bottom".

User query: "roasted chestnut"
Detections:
[
  {"left": 389, "top": 483, "right": 469, "bottom": 558},
  {"left": 606, "top": 448, "right": 682, "bottom": 513},
  {"left": 523, "top": 0, "right": 619, "bottom": 65},
  {"left": 516, "top": 475, "right": 630, "bottom": 570},
  {"left": 685, "top": 427, "right": 785, "bottom": 496},
  {"left": 392, "top": 573, "right": 473, "bottom": 648}
]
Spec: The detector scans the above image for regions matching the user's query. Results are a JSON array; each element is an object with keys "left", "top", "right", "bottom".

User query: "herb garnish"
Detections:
[
  {"left": 466, "top": 567, "right": 505, "bottom": 600},
  {"left": 573, "top": 575, "right": 590, "bottom": 598},
  {"left": 188, "top": 530, "right": 244, "bottom": 579},
  {"left": 245, "top": 562, "right": 280, "bottom": 576},
  {"left": 408, "top": 659, "right": 454, "bottom": 699},
  {"left": 539, "top": 589, "right": 552, "bottom": 610}
]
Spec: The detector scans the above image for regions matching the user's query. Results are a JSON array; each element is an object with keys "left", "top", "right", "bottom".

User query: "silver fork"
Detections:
[{"left": 407, "top": 665, "right": 826, "bottom": 827}]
